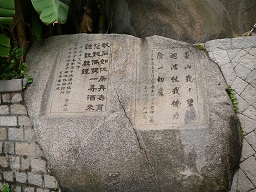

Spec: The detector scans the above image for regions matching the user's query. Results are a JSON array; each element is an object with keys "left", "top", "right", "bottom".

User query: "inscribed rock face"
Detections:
[{"left": 25, "top": 34, "right": 241, "bottom": 192}]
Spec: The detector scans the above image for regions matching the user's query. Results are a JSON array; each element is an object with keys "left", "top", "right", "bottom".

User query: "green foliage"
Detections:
[
  {"left": 31, "top": 0, "right": 69, "bottom": 25},
  {"left": 2, "top": 182, "right": 11, "bottom": 192},
  {"left": 32, "top": 23, "right": 43, "bottom": 41},
  {"left": 0, "top": 0, "right": 15, "bottom": 57},
  {"left": 0, "top": 34, "right": 11, "bottom": 57},
  {"left": 0, "top": 43, "right": 32, "bottom": 81},
  {"left": 227, "top": 85, "right": 238, "bottom": 113},
  {"left": 195, "top": 44, "right": 206, "bottom": 51},
  {"left": 0, "top": 0, "right": 15, "bottom": 25},
  {"left": 240, "top": 127, "right": 244, "bottom": 141}
]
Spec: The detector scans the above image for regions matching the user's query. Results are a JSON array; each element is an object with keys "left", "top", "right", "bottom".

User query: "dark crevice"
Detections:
[{"left": 114, "top": 90, "right": 160, "bottom": 191}]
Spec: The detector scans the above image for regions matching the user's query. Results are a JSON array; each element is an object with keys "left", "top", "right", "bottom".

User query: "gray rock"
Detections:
[
  {"left": 25, "top": 34, "right": 241, "bottom": 192},
  {"left": 246, "top": 69, "right": 256, "bottom": 89},
  {"left": 0, "top": 79, "right": 23, "bottom": 93},
  {"left": 245, "top": 132, "right": 256, "bottom": 151},
  {"left": 231, "top": 77, "right": 248, "bottom": 95},
  {"left": 236, "top": 169, "right": 255, "bottom": 192},
  {"left": 234, "top": 64, "right": 252, "bottom": 81},
  {"left": 236, "top": 94, "right": 250, "bottom": 113},
  {"left": 107, "top": 0, "right": 234, "bottom": 43},
  {"left": 220, "top": 63, "right": 237, "bottom": 85},
  {"left": 240, "top": 156, "right": 256, "bottom": 186},
  {"left": 241, "top": 84, "right": 256, "bottom": 106},
  {"left": 241, "top": 139, "right": 255, "bottom": 161},
  {"left": 219, "top": 0, "right": 256, "bottom": 34}
]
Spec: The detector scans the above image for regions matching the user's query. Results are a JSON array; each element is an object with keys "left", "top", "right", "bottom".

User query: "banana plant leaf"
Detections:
[
  {"left": 31, "top": 0, "right": 69, "bottom": 25},
  {"left": 32, "top": 23, "right": 42, "bottom": 41},
  {"left": 0, "top": 34, "right": 10, "bottom": 57},
  {"left": 0, "top": 0, "right": 15, "bottom": 10},
  {"left": 0, "top": 17, "right": 13, "bottom": 25},
  {"left": 0, "top": 0, "right": 15, "bottom": 25},
  {"left": 0, "top": 8, "right": 15, "bottom": 17}
]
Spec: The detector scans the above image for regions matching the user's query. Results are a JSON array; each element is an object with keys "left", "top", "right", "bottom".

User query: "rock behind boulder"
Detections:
[{"left": 107, "top": 0, "right": 234, "bottom": 43}]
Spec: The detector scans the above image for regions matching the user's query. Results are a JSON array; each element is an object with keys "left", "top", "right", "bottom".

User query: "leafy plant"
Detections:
[
  {"left": 2, "top": 182, "right": 11, "bottom": 192},
  {"left": 195, "top": 43, "right": 206, "bottom": 51},
  {"left": 227, "top": 85, "right": 238, "bottom": 113},
  {"left": 0, "top": 34, "right": 11, "bottom": 57},
  {"left": 0, "top": 0, "right": 69, "bottom": 81},
  {"left": 31, "top": 0, "right": 69, "bottom": 25},
  {"left": 0, "top": 0, "right": 15, "bottom": 57},
  {"left": 0, "top": 0, "right": 15, "bottom": 25},
  {"left": 0, "top": 43, "right": 32, "bottom": 82}
]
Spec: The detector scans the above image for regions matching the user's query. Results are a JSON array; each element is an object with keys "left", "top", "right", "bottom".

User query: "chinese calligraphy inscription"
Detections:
[
  {"left": 50, "top": 40, "right": 110, "bottom": 114},
  {"left": 135, "top": 48, "right": 203, "bottom": 129}
]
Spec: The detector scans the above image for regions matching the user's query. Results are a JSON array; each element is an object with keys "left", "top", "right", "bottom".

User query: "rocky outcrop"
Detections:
[
  {"left": 106, "top": 0, "right": 234, "bottom": 43},
  {"left": 25, "top": 34, "right": 241, "bottom": 192}
]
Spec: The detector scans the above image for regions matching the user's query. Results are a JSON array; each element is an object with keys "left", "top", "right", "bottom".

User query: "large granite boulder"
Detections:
[
  {"left": 25, "top": 34, "right": 241, "bottom": 192},
  {"left": 106, "top": 0, "right": 234, "bottom": 43},
  {"left": 219, "top": 0, "right": 256, "bottom": 34}
]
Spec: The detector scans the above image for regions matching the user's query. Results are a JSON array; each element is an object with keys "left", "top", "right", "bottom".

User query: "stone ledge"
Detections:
[{"left": 0, "top": 79, "right": 23, "bottom": 93}]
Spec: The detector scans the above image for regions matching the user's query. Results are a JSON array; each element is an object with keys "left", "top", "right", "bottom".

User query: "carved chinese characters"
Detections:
[
  {"left": 50, "top": 40, "right": 110, "bottom": 114},
  {"left": 135, "top": 48, "right": 203, "bottom": 129}
]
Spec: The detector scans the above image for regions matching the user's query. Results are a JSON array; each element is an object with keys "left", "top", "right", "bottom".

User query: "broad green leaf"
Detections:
[
  {"left": 0, "top": 46, "right": 10, "bottom": 57},
  {"left": 0, "top": 0, "right": 15, "bottom": 24},
  {"left": 0, "top": 17, "right": 13, "bottom": 25},
  {"left": 0, "top": 8, "right": 15, "bottom": 17},
  {"left": 31, "top": 0, "right": 69, "bottom": 25},
  {"left": 32, "top": 23, "right": 42, "bottom": 41},
  {"left": 0, "top": 34, "right": 10, "bottom": 47},
  {"left": 0, "top": 34, "right": 10, "bottom": 57},
  {"left": 0, "top": 0, "right": 15, "bottom": 10}
]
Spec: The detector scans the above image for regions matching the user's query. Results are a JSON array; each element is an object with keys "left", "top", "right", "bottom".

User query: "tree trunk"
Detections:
[{"left": 14, "top": 0, "right": 26, "bottom": 51}]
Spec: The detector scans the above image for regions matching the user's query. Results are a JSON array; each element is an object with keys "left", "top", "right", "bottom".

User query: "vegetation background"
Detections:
[{"left": 0, "top": 0, "right": 106, "bottom": 80}]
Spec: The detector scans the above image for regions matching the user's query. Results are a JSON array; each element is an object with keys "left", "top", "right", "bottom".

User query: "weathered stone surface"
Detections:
[
  {"left": 0, "top": 79, "right": 22, "bottom": 93},
  {"left": 231, "top": 77, "right": 248, "bottom": 95},
  {"left": 4, "top": 141, "right": 14, "bottom": 154},
  {"left": 15, "top": 172, "right": 27, "bottom": 183},
  {"left": 31, "top": 158, "right": 47, "bottom": 173},
  {"left": 0, "top": 156, "right": 8, "bottom": 168},
  {"left": 8, "top": 128, "right": 24, "bottom": 141},
  {"left": 11, "top": 93, "right": 23, "bottom": 104},
  {"left": 107, "top": 0, "right": 234, "bottom": 43},
  {"left": 25, "top": 34, "right": 241, "bottom": 192},
  {"left": 28, "top": 172, "right": 43, "bottom": 186},
  {"left": 10, "top": 104, "right": 27, "bottom": 115},
  {"left": 241, "top": 139, "right": 255, "bottom": 160},
  {"left": 236, "top": 169, "right": 255, "bottom": 192},
  {"left": 234, "top": 64, "right": 252, "bottom": 80},
  {"left": 245, "top": 132, "right": 256, "bottom": 151},
  {"left": 240, "top": 156, "right": 256, "bottom": 186},
  {"left": 2, "top": 94, "right": 11, "bottom": 103},
  {"left": 21, "top": 156, "right": 30, "bottom": 171},
  {"left": 236, "top": 94, "right": 249, "bottom": 113},
  {"left": 18, "top": 116, "right": 33, "bottom": 127},
  {"left": 243, "top": 106, "right": 256, "bottom": 121},
  {"left": 15, "top": 142, "right": 37, "bottom": 156},
  {"left": 3, "top": 171, "right": 14, "bottom": 182},
  {"left": 0, "top": 116, "right": 17, "bottom": 126},
  {"left": 0, "top": 141, "right": 3, "bottom": 153},
  {"left": 219, "top": 0, "right": 256, "bottom": 34},
  {"left": 44, "top": 175, "right": 58, "bottom": 188},
  {"left": 247, "top": 69, "right": 256, "bottom": 89},
  {"left": 0, "top": 128, "right": 7, "bottom": 140},
  {"left": 10, "top": 156, "right": 20, "bottom": 170},
  {"left": 0, "top": 105, "right": 9, "bottom": 115},
  {"left": 24, "top": 187, "right": 35, "bottom": 192}
]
